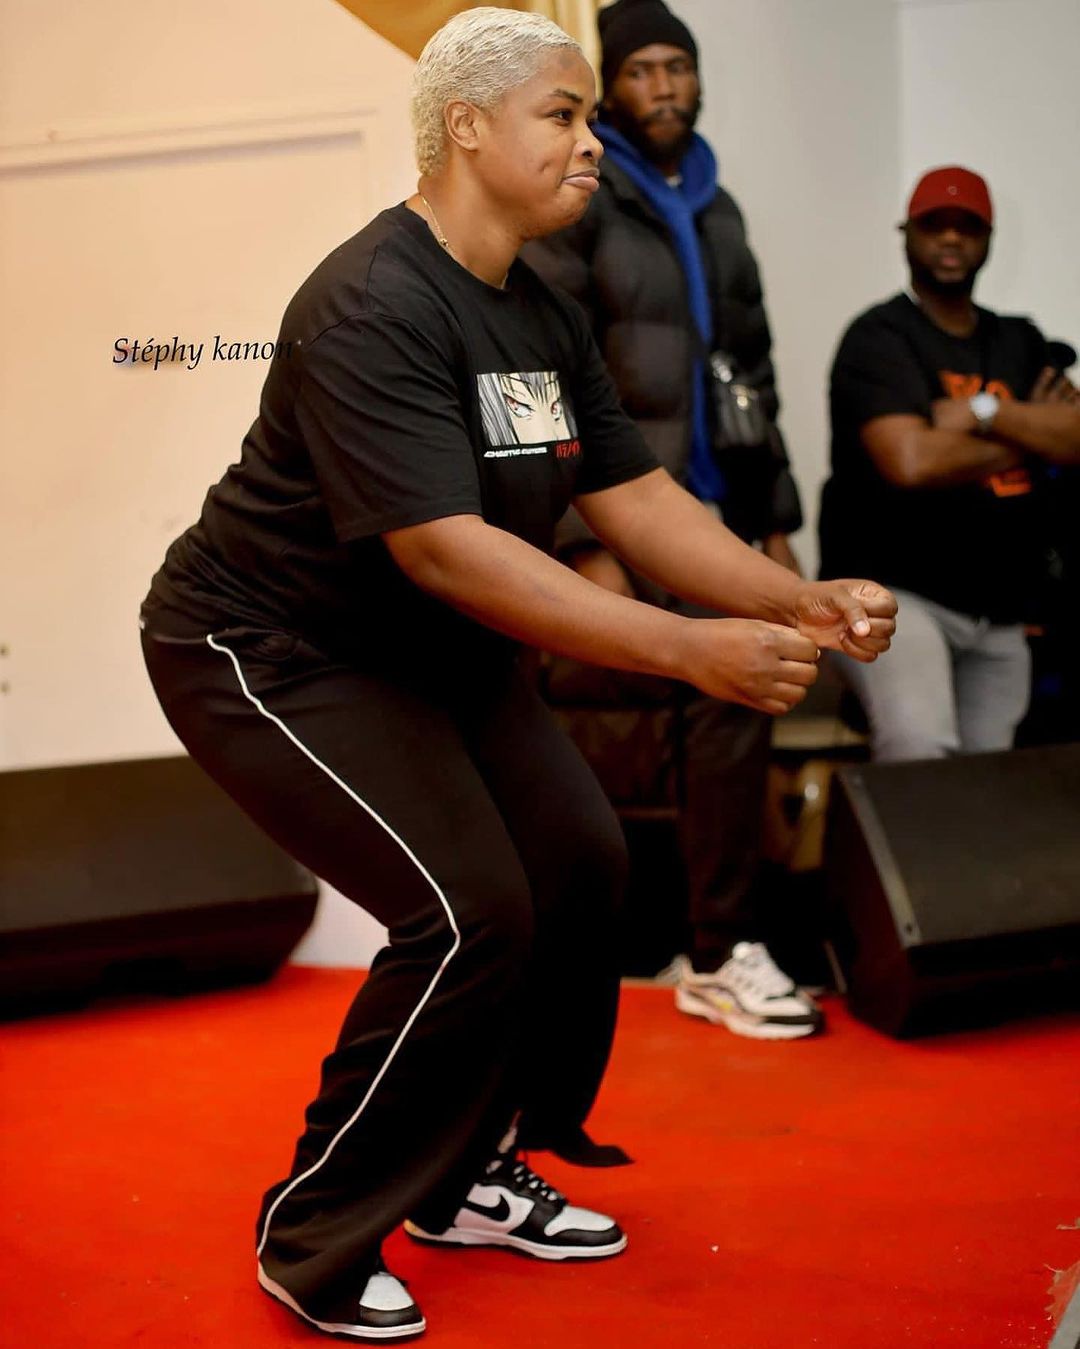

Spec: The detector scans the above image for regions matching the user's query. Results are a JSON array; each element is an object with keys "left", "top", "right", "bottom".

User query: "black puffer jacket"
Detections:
[{"left": 523, "top": 157, "right": 802, "bottom": 556}]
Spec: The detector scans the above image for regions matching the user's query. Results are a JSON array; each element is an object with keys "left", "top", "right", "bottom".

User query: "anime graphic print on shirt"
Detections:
[{"left": 477, "top": 371, "right": 581, "bottom": 460}]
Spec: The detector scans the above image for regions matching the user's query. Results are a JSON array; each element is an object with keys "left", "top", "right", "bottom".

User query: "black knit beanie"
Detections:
[{"left": 599, "top": 0, "right": 699, "bottom": 91}]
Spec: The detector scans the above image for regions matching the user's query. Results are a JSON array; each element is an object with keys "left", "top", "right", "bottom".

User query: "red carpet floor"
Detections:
[{"left": 2, "top": 965, "right": 1078, "bottom": 1348}]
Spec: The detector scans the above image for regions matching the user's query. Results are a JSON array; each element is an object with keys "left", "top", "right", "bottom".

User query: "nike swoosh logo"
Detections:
[{"left": 463, "top": 1194, "right": 512, "bottom": 1223}]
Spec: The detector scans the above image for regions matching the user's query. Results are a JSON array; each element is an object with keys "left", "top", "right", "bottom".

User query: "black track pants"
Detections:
[
  {"left": 545, "top": 654, "right": 772, "bottom": 971},
  {"left": 141, "top": 626, "right": 627, "bottom": 1314}
]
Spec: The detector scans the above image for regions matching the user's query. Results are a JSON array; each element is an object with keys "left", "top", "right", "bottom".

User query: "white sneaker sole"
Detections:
[
  {"left": 403, "top": 1219, "right": 627, "bottom": 1261},
  {"left": 257, "top": 1263, "right": 426, "bottom": 1340},
  {"left": 674, "top": 986, "right": 820, "bottom": 1039}
]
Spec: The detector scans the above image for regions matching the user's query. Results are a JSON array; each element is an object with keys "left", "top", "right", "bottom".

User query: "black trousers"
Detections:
[
  {"left": 680, "top": 691, "right": 772, "bottom": 969},
  {"left": 141, "top": 626, "right": 627, "bottom": 1315},
  {"left": 545, "top": 656, "right": 772, "bottom": 972}
]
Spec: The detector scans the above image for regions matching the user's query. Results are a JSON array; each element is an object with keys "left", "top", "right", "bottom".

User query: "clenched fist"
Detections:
[
  {"left": 678, "top": 618, "right": 821, "bottom": 716},
  {"left": 792, "top": 579, "right": 897, "bottom": 663}
]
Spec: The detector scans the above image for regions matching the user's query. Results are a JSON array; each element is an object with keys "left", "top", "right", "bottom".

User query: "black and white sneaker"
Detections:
[
  {"left": 257, "top": 1258, "right": 425, "bottom": 1340},
  {"left": 673, "top": 943, "right": 824, "bottom": 1040},
  {"left": 404, "top": 1155, "right": 627, "bottom": 1261}
]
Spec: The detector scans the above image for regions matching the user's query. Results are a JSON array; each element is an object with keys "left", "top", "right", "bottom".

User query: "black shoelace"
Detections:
[{"left": 500, "top": 1156, "right": 565, "bottom": 1207}]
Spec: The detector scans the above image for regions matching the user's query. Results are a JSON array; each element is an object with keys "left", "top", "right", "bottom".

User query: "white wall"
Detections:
[
  {"left": 899, "top": 0, "right": 1080, "bottom": 345},
  {"left": 0, "top": 0, "right": 415, "bottom": 964},
  {"left": 0, "top": 0, "right": 415, "bottom": 772},
  {"left": 678, "top": 0, "right": 902, "bottom": 567}
]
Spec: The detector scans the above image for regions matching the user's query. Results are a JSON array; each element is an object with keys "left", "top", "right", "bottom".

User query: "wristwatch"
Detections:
[{"left": 969, "top": 391, "right": 1000, "bottom": 435}]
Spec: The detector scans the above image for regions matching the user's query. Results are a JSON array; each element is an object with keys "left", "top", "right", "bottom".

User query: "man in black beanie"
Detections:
[
  {"left": 599, "top": 0, "right": 699, "bottom": 108},
  {"left": 524, "top": 0, "right": 821, "bottom": 1040}
]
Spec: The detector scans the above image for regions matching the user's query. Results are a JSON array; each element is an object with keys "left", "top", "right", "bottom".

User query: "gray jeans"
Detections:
[{"left": 836, "top": 588, "right": 1031, "bottom": 762}]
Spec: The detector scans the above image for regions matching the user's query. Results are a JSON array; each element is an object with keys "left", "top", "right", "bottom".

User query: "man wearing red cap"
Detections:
[{"left": 819, "top": 166, "right": 1080, "bottom": 761}]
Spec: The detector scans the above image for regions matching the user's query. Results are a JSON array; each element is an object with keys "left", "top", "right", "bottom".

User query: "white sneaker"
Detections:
[
  {"left": 405, "top": 1154, "right": 626, "bottom": 1261},
  {"left": 673, "top": 943, "right": 824, "bottom": 1039},
  {"left": 258, "top": 1259, "right": 425, "bottom": 1340}
]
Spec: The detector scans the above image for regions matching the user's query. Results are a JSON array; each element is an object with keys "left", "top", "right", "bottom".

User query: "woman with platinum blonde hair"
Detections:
[{"left": 140, "top": 6, "right": 895, "bottom": 1341}]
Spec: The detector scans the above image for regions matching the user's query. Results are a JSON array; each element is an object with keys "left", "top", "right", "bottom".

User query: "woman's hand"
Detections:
[
  {"left": 676, "top": 618, "right": 821, "bottom": 715},
  {"left": 792, "top": 580, "right": 897, "bottom": 662}
]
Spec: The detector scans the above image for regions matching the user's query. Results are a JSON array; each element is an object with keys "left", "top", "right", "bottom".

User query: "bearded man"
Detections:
[{"left": 820, "top": 166, "right": 1080, "bottom": 762}]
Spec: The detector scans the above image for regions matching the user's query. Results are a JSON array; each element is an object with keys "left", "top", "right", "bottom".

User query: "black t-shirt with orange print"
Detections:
[{"left": 819, "top": 292, "right": 1050, "bottom": 623}]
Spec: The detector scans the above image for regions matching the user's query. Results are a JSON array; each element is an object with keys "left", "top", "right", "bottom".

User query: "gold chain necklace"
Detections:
[
  {"left": 418, "top": 191, "right": 508, "bottom": 290},
  {"left": 419, "top": 192, "right": 451, "bottom": 252}
]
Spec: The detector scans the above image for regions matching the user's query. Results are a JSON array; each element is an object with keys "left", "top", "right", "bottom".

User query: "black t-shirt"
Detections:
[
  {"left": 143, "top": 204, "right": 658, "bottom": 665},
  {"left": 818, "top": 292, "right": 1049, "bottom": 623}
]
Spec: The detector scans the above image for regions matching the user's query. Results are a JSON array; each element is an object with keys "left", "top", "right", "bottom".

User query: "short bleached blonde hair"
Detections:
[{"left": 412, "top": 7, "right": 583, "bottom": 176}]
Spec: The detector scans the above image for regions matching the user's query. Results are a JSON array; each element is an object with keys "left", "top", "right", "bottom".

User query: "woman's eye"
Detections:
[{"left": 505, "top": 395, "right": 532, "bottom": 419}]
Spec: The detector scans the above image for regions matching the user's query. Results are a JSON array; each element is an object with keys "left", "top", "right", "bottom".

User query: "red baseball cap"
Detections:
[{"left": 906, "top": 166, "right": 993, "bottom": 226}]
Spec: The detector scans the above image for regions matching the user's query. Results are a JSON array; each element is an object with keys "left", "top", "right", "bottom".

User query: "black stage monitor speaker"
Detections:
[
  {"left": 826, "top": 744, "right": 1080, "bottom": 1036},
  {"left": 0, "top": 755, "right": 319, "bottom": 1015}
]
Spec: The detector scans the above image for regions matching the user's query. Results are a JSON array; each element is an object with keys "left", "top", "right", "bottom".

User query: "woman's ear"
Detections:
[{"left": 445, "top": 100, "right": 481, "bottom": 155}]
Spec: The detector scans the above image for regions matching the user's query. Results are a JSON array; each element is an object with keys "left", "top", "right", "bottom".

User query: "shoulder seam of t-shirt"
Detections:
[
  {"left": 296, "top": 241, "right": 380, "bottom": 349},
  {"left": 835, "top": 302, "right": 908, "bottom": 358},
  {"left": 300, "top": 308, "right": 461, "bottom": 381},
  {"left": 855, "top": 302, "right": 929, "bottom": 359},
  {"left": 998, "top": 311, "right": 1044, "bottom": 339},
  {"left": 859, "top": 294, "right": 909, "bottom": 325},
  {"left": 833, "top": 304, "right": 888, "bottom": 357},
  {"left": 297, "top": 236, "right": 460, "bottom": 358}
]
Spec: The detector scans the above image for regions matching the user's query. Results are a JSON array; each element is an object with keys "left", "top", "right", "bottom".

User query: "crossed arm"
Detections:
[{"left": 861, "top": 366, "right": 1080, "bottom": 488}]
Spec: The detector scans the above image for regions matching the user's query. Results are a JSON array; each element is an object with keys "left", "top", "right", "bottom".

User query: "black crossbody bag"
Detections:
[
  {"left": 707, "top": 349, "right": 785, "bottom": 541},
  {"left": 708, "top": 349, "right": 771, "bottom": 450}
]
